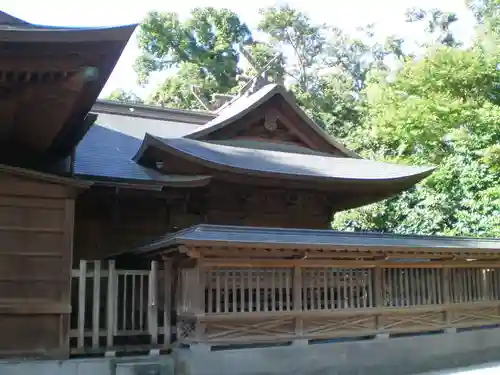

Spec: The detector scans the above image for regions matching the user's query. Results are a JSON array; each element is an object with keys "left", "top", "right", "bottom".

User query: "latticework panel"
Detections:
[
  {"left": 302, "top": 315, "right": 377, "bottom": 337},
  {"left": 449, "top": 307, "right": 500, "bottom": 327},
  {"left": 203, "top": 317, "right": 295, "bottom": 342},
  {"left": 379, "top": 311, "right": 445, "bottom": 332}
]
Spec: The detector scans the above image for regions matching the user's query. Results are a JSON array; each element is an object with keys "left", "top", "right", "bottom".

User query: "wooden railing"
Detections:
[
  {"left": 176, "top": 265, "right": 500, "bottom": 347},
  {"left": 71, "top": 261, "right": 500, "bottom": 352},
  {"left": 70, "top": 260, "right": 171, "bottom": 355}
]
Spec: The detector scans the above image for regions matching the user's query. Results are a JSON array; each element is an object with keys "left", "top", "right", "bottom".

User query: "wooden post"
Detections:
[
  {"left": 442, "top": 268, "right": 454, "bottom": 331},
  {"left": 293, "top": 266, "right": 306, "bottom": 345},
  {"left": 374, "top": 267, "right": 383, "bottom": 307},
  {"left": 92, "top": 260, "right": 101, "bottom": 348},
  {"left": 77, "top": 260, "right": 87, "bottom": 349},
  {"left": 148, "top": 261, "right": 159, "bottom": 344},
  {"left": 163, "top": 260, "right": 172, "bottom": 347},
  {"left": 373, "top": 267, "right": 386, "bottom": 337},
  {"left": 194, "top": 258, "right": 207, "bottom": 343},
  {"left": 106, "top": 260, "right": 116, "bottom": 348}
]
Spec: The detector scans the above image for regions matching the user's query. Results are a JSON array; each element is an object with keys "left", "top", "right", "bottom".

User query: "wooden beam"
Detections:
[{"left": 203, "top": 258, "right": 500, "bottom": 269}]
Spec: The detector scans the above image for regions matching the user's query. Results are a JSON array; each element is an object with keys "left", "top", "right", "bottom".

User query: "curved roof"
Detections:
[
  {"left": 135, "top": 135, "right": 434, "bottom": 186},
  {"left": 0, "top": 23, "right": 137, "bottom": 42},
  {"left": 184, "top": 84, "right": 360, "bottom": 158}
]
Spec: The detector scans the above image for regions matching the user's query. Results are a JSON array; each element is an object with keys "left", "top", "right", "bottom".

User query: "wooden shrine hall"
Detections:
[{"left": 1, "top": 10, "right": 500, "bottom": 374}]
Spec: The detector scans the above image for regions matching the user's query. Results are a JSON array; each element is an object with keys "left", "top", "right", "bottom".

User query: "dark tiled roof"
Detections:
[
  {"left": 73, "top": 116, "right": 209, "bottom": 186},
  {"left": 129, "top": 224, "right": 500, "bottom": 256},
  {"left": 137, "top": 135, "right": 434, "bottom": 183}
]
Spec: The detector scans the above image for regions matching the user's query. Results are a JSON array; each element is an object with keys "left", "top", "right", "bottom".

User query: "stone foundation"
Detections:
[{"left": 175, "top": 327, "right": 500, "bottom": 375}]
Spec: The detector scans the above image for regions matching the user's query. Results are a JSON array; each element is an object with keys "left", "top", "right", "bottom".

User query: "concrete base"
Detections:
[
  {"left": 3, "top": 328, "right": 500, "bottom": 375},
  {"left": 0, "top": 355, "right": 174, "bottom": 375},
  {"left": 174, "top": 327, "right": 500, "bottom": 375}
]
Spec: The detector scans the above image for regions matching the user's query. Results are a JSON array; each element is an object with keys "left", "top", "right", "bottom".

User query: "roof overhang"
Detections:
[
  {"left": 0, "top": 163, "right": 91, "bottom": 189},
  {"left": 133, "top": 134, "right": 434, "bottom": 209},
  {"left": 110, "top": 224, "right": 500, "bottom": 264},
  {"left": 0, "top": 13, "right": 136, "bottom": 166},
  {"left": 75, "top": 174, "right": 212, "bottom": 191}
]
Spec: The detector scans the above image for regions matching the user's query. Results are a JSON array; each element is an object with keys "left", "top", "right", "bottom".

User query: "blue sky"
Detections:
[{"left": 3, "top": 0, "right": 475, "bottom": 97}]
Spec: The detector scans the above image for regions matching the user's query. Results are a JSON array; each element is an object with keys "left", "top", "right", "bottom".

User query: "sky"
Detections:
[{"left": 3, "top": 0, "right": 476, "bottom": 98}]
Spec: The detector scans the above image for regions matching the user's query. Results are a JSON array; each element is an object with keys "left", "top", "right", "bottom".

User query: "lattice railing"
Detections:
[
  {"left": 70, "top": 260, "right": 172, "bottom": 355},
  {"left": 302, "top": 268, "right": 374, "bottom": 310},
  {"left": 197, "top": 266, "right": 500, "bottom": 316},
  {"left": 382, "top": 268, "right": 443, "bottom": 307}
]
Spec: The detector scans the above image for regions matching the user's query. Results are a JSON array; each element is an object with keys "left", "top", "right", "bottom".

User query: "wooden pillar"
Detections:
[
  {"left": 163, "top": 260, "right": 172, "bottom": 347},
  {"left": 148, "top": 260, "right": 159, "bottom": 344},
  {"left": 293, "top": 266, "right": 306, "bottom": 345},
  {"left": 106, "top": 260, "right": 116, "bottom": 349},
  {"left": 194, "top": 257, "right": 207, "bottom": 346},
  {"left": 372, "top": 266, "right": 389, "bottom": 339},
  {"left": 442, "top": 268, "right": 454, "bottom": 331}
]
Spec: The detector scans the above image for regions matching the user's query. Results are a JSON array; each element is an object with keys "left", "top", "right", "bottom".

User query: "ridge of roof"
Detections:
[
  {"left": 93, "top": 100, "right": 215, "bottom": 125},
  {"left": 184, "top": 84, "right": 360, "bottom": 159}
]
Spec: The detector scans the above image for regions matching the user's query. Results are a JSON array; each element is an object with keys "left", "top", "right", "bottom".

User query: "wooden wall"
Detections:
[
  {"left": 0, "top": 170, "right": 77, "bottom": 358},
  {"left": 73, "top": 182, "right": 333, "bottom": 262}
]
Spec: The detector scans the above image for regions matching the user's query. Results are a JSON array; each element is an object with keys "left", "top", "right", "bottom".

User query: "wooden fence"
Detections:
[
  {"left": 176, "top": 265, "right": 500, "bottom": 347},
  {"left": 70, "top": 260, "right": 171, "bottom": 355},
  {"left": 71, "top": 261, "right": 500, "bottom": 352}
]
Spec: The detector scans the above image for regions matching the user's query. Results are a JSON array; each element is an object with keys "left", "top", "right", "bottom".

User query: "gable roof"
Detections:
[{"left": 184, "top": 84, "right": 360, "bottom": 158}]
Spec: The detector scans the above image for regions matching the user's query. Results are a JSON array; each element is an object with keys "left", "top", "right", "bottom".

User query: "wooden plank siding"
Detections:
[
  {"left": 0, "top": 171, "right": 81, "bottom": 359},
  {"left": 72, "top": 184, "right": 332, "bottom": 264}
]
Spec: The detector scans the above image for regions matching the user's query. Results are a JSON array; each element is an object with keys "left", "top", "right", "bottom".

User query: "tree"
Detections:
[
  {"left": 105, "top": 89, "right": 143, "bottom": 104},
  {"left": 405, "top": 8, "right": 460, "bottom": 47},
  {"left": 468, "top": 0, "right": 500, "bottom": 34},
  {"left": 135, "top": 8, "right": 252, "bottom": 109},
  {"left": 333, "top": 45, "right": 500, "bottom": 237},
  {"left": 258, "top": 5, "right": 327, "bottom": 91}
]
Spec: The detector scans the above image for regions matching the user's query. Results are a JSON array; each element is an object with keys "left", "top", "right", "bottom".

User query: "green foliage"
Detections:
[
  {"left": 333, "top": 45, "right": 500, "bottom": 237},
  {"left": 135, "top": 8, "right": 252, "bottom": 109},
  {"left": 258, "top": 4, "right": 326, "bottom": 91},
  {"left": 105, "top": 89, "right": 143, "bottom": 104}
]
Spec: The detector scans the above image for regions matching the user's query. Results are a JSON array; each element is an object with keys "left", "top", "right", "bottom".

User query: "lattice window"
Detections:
[
  {"left": 302, "top": 268, "right": 374, "bottom": 310},
  {"left": 485, "top": 269, "right": 500, "bottom": 301},
  {"left": 449, "top": 268, "right": 489, "bottom": 303},
  {"left": 382, "top": 268, "right": 443, "bottom": 307},
  {"left": 206, "top": 268, "right": 293, "bottom": 313}
]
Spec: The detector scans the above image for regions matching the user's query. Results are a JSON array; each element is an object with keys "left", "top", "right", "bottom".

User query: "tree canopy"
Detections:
[{"left": 107, "top": 2, "right": 500, "bottom": 238}]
